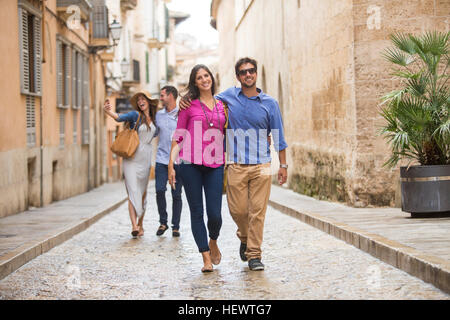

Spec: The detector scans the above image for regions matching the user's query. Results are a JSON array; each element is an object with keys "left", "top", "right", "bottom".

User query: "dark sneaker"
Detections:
[
  {"left": 248, "top": 259, "right": 265, "bottom": 271},
  {"left": 239, "top": 242, "right": 248, "bottom": 262},
  {"left": 156, "top": 225, "right": 168, "bottom": 236}
]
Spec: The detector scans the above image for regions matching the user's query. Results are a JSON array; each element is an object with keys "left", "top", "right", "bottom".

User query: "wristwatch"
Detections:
[{"left": 280, "top": 164, "right": 288, "bottom": 169}]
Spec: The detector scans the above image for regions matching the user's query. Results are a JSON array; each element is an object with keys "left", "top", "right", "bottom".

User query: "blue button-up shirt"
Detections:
[
  {"left": 155, "top": 106, "right": 179, "bottom": 165},
  {"left": 216, "top": 87, "right": 287, "bottom": 164}
]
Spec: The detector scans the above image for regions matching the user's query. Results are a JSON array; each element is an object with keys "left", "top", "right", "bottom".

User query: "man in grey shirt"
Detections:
[{"left": 155, "top": 86, "right": 183, "bottom": 237}]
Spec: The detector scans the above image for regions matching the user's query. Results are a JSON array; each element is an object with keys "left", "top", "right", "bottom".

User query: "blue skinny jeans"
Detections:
[{"left": 179, "top": 163, "right": 224, "bottom": 252}]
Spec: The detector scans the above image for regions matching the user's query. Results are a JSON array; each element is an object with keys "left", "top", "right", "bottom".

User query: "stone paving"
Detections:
[
  {"left": 0, "top": 186, "right": 448, "bottom": 300},
  {"left": 270, "top": 185, "right": 450, "bottom": 261}
]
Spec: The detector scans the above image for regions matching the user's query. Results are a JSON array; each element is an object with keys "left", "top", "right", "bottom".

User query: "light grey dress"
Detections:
[{"left": 123, "top": 121, "right": 157, "bottom": 218}]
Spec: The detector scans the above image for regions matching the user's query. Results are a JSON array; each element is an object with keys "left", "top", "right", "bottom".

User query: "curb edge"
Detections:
[{"left": 268, "top": 199, "right": 450, "bottom": 295}]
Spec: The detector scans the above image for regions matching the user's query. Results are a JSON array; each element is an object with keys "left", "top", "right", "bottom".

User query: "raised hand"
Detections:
[
  {"left": 103, "top": 99, "right": 119, "bottom": 120},
  {"left": 104, "top": 99, "right": 112, "bottom": 112}
]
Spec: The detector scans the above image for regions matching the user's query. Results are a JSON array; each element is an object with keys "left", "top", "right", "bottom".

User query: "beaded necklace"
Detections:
[{"left": 199, "top": 98, "right": 221, "bottom": 129}]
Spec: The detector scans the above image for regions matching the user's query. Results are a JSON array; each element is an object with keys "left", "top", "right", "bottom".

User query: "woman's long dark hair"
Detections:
[
  {"left": 134, "top": 96, "right": 157, "bottom": 131},
  {"left": 182, "top": 64, "right": 216, "bottom": 100}
]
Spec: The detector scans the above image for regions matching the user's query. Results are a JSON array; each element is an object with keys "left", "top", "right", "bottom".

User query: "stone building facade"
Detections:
[
  {"left": 211, "top": 0, "right": 450, "bottom": 207},
  {"left": 0, "top": 0, "right": 114, "bottom": 217}
]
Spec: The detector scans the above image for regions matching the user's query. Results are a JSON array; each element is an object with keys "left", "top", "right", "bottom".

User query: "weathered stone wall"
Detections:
[
  {"left": 0, "top": 0, "right": 107, "bottom": 217},
  {"left": 215, "top": 0, "right": 237, "bottom": 89},
  {"left": 350, "top": 0, "right": 450, "bottom": 206},
  {"left": 283, "top": 0, "right": 358, "bottom": 204},
  {"left": 213, "top": 0, "right": 450, "bottom": 207}
]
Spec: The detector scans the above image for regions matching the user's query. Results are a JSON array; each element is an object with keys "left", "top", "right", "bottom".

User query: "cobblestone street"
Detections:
[{"left": 0, "top": 187, "right": 448, "bottom": 300}]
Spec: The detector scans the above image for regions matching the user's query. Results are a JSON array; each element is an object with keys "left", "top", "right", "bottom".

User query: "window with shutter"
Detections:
[
  {"left": 19, "top": 8, "right": 30, "bottom": 94},
  {"left": 33, "top": 15, "right": 42, "bottom": 95},
  {"left": 72, "top": 49, "right": 77, "bottom": 108},
  {"left": 92, "top": 2, "right": 108, "bottom": 39},
  {"left": 77, "top": 53, "right": 82, "bottom": 109},
  {"left": 84, "top": 57, "right": 90, "bottom": 106},
  {"left": 27, "top": 14, "right": 35, "bottom": 94},
  {"left": 133, "top": 59, "right": 140, "bottom": 82},
  {"left": 56, "top": 39, "right": 63, "bottom": 108},
  {"left": 57, "top": 36, "right": 72, "bottom": 109},
  {"left": 26, "top": 95, "right": 36, "bottom": 147},
  {"left": 64, "top": 44, "right": 71, "bottom": 107},
  {"left": 18, "top": 5, "right": 42, "bottom": 96}
]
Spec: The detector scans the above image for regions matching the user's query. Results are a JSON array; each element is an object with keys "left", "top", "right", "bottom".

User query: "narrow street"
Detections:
[{"left": 0, "top": 188, "right": 447, "bottom": 300}]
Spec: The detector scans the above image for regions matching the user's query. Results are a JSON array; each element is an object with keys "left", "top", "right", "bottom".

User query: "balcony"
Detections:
[
  {"left": 147, "top": 38, "right": 164, "bottom": 49},
  {"left": 120, "top": 0, "right": 137, "bottom": 11},
  {"left": 147, "top": 28, "right": 166, "bottom": 50},
  {"left": 56, "top": 0, "right": 92, "bottom": 23},
  {"left": 91, "top": 4, "right": 110, "bottom": 47}
]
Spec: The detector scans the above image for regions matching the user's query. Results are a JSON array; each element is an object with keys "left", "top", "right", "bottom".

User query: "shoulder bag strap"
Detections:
[
  {"left": 133, "top": 113, "right": 141, "bottom": 131},
  {"left": 223, "top": 102, "right": 229, "bottom": 129}
]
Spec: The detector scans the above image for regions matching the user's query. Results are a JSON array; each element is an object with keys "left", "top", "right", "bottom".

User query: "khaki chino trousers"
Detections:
[{"left": 226, "top": 163, "right": 272, "bottom": 261}]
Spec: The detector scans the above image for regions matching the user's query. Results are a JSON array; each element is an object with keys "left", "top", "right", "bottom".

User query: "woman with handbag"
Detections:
[
  {"left": 104, "top": 90, "right": 158, "bottom": 238},
  {"left": 168, "top": 65, "right": 227, "bottom": 273}
]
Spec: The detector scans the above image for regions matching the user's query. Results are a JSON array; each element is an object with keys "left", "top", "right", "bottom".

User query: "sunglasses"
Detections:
[{"left": 237, "top": 68, "right": 257, "bottom": 76}]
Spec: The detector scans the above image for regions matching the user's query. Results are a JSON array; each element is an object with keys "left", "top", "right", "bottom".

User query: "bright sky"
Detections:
[{"left": 167, "top": 0, "right": 219, "bottom": 48}]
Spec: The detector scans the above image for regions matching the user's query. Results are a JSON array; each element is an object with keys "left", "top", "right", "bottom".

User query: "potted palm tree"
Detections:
[{"left": 380, "top": 31, "right": 450, "bottom": 217}]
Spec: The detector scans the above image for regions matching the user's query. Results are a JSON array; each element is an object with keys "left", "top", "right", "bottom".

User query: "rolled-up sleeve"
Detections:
[
  {"left": 117, "top": 111, "right": 138, "bottom": 123},
  {"left": 269, "top": 101, "right": 288, "bottom": 152}
]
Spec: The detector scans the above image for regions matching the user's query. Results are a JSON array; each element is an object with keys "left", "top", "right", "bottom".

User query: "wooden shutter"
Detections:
[
  {"left": 83, "top": 57, "right": 90, "bottom": 105},
  {"left": 72, "top": 50, "right": 77, "bottom": 108},
  {"left": 33, "top": 15, "right": 42, "bottom": 96},
  {"left": 26, "top": 95, "right": 36, "bottom": 147},
  {"left": 19, "top": 7, "right": 30, "bottom": 95},
  {"left": 77, "top": 53, "right": 82, "bottom": 109},
  {"left": 64, "top": 44, "right": 71, "bottom": 107},
  {"left": 56, "top": 39, "right": 63, "bottom": 108}
]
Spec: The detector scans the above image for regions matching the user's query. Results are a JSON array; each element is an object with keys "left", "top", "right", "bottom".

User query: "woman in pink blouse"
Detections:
[{"left": 168, "top": 65, "right": 226, "bottom": 273}]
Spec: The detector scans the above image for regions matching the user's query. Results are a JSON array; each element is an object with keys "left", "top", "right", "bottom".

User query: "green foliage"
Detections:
[{"left": 380, "top": 31, "right": 450, "bottom": 167}]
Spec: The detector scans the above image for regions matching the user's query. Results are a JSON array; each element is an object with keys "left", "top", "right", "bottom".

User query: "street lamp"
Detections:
[
  {"left": 109, "top": 19, "right": 122, "bottom": 45},
  {"left": 89, "top": 19, "right": 122, "bottom": 54},
  {"left": 120, "top": 58, "right": 129, "bottom": 78}
]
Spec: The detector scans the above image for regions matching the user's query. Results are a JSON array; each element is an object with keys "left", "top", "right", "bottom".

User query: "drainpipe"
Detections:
[
  {"left": 39, "top": 93, "right": 44, "bottom": 207},
  {"left": 41, "top": 0, "right": 46, "bottom": 63},
  {"left": 40, "top": 0, "right": 46, "bottom": 206},
  {"left": 93, "top": 55, "right": 98, "bottom": 188},
  {"left": 87, "top": 67, "right": 91, "bottom": 191}
]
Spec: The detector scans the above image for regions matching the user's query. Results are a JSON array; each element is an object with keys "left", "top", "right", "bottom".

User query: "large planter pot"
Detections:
[{"left": 400, "top": 165, "right": 450, "bottom": 217}]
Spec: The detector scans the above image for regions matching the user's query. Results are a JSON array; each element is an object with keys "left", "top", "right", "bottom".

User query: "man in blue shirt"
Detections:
[
  {"left": 180, "top": 58, "right": 288, "bottom": 271},
  {"left": 155, "top": 86, "right": 183, "bottom": 237}
]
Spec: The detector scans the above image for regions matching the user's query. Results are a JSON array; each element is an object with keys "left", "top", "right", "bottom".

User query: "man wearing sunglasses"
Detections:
[{"left": 179, "top": 57, "right": 288, "bottom": 271}]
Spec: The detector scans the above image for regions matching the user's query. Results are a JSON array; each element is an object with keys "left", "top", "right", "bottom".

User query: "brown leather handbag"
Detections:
[{"left": 111, "top": 113, "right": 141, "bottom": 158}]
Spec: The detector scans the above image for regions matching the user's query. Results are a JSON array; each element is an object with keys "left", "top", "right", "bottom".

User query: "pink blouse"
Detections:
[{"left": 174, "top": 99, "right": 226, "bottom": 168}]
